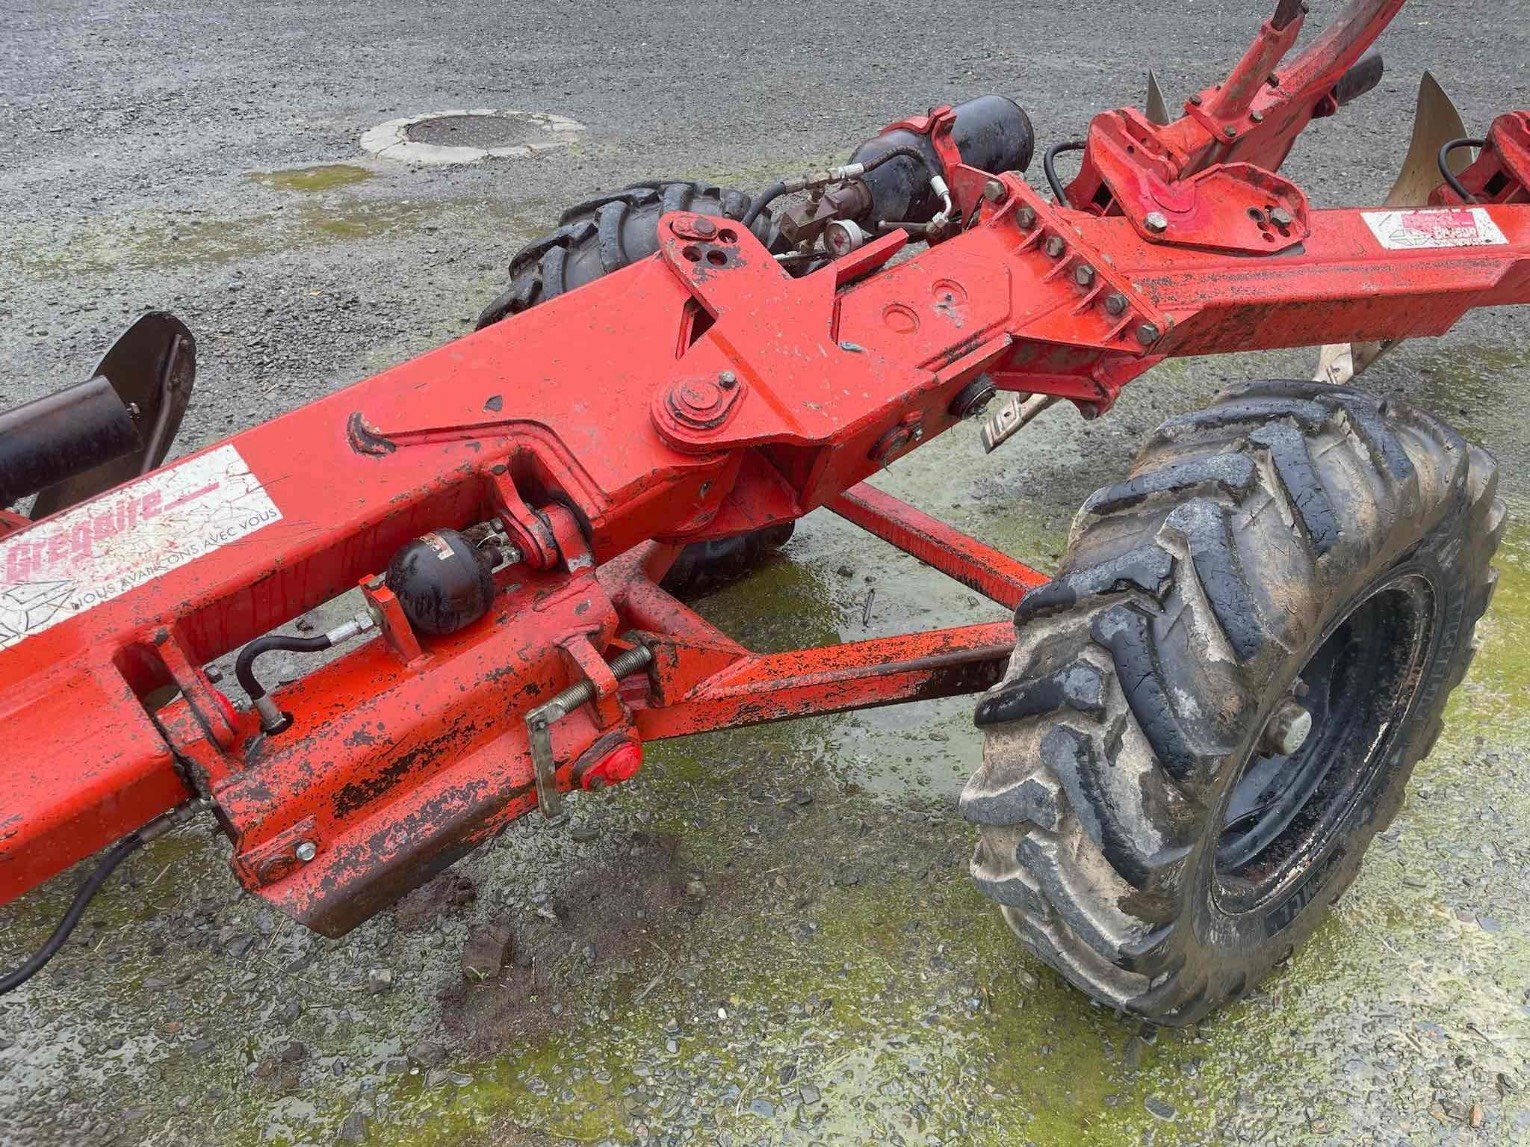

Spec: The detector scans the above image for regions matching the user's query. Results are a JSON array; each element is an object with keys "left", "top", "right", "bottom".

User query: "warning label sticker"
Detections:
[
  {"left": 0, "top": 444, "right": 281, "bottom": 651},
  {"left": 1362, "top": 207, "right": 1508, "bottom": 250}
]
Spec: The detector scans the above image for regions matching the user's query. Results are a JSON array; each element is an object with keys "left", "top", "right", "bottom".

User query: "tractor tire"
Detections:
[
  {"left": 963, "top": 380, "right": 1503, "bottom": 1024},
  {"left": 474, "top": 180, "right": 772, "bottom": 328},
  {"left": 475, "top": 180, "right": 792, "bottom": 597}
]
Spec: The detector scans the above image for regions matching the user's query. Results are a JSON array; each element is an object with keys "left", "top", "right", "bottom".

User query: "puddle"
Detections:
[
  {"left": 248, "top": 164, "right": 376, "bottom": 193},
  {"left": 0, "top": 197, "right": 549, "bottom": 282}
]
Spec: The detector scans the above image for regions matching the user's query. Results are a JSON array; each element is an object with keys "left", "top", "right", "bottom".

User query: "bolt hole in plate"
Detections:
[{"left": 360, "top": 109, "right": 585, "bottom": 165}]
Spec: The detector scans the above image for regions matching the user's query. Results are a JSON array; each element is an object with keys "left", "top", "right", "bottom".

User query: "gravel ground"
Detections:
[{"left": 1, "top": 1, "right": 1528, "bottom": 1144}]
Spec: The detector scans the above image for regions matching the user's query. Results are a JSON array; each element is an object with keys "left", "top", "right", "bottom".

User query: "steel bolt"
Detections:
[
  {"left": 718, "top": 370, "right": 737, "bottom": 389},
  {"left": 1262, "top": 700, "right": 1313, "bottom": 757},
  {"left": 1188, "top": 94, "right": 1203, "bottom": 106},
  {"left": 1270, "top": 207, "right": 1294, "bottom": 228},
  {"left": 1105, "top": 293, "right": 1128, "bottom": 316},
  {"left": 1044, "top": 235, "right": 1067, "bottom": 258},
  {"left": 1136, "top": 322, "right": 1161, "bottom": 345},
  {"left": 204, "top": 665, "right": 223, "bottom": 684},
  {"left": 1074, "top": 264, "right": 1096, "bottom": 288},
  {"left": 1250, "top": 110, "right": 1265, "bottom": 124},
  {"left": 295, "top": 840, "right": 317, "bottom": 863},
  {"left": 982, "top": 179, "right": 1005, "bottom": 202},
  {"left": 1014, "top": 206, "right": 1037, "bottom": 230},
  {"left": 1224, "top": 125, "right": 1238, "bottom": 139},
  {"left": 1144, "top": 211, "right": 1169, "bottom": 235}
]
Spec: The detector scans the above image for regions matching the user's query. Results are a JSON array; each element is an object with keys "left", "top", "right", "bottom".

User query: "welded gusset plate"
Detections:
[{"left": 1080, "top": 111, "right": 1311, "bottom": 252}]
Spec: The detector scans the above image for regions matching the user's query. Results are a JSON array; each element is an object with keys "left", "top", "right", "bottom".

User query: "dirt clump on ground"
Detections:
[{"left": 441, "top": 830, "right": 691, "bottom": 1053}]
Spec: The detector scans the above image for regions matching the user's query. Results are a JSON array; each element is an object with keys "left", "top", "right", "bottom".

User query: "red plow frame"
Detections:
[{"left": 2, "top": 0, "right": 1527, "bottom": 937}]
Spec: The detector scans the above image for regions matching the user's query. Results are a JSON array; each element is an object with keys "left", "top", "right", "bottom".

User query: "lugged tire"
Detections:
[
  {"left": 475, "top": 180, "right": 791, "bottom": 596},
  {"left": 963, "top": 381, "right": 1503, "bottom": 1024},
  {"left": 474, "top": 180, "right": 773, "bottom": 328}
]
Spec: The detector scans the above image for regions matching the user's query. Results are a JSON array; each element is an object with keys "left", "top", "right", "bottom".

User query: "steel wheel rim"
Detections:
[{"left": 1212, "top": 573, "right": 1435, "bottom": 914}]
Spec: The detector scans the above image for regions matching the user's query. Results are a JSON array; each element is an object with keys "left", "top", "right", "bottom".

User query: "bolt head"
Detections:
[
  {"left": 1270, "top": 207, "right": 1294, "bottom": 227},
  {"left": 1224, "top": 125, "right": 1238, "bottom": 138},
  {"left": 1263, "top": 701, "right": 1313, "bottom": 757},
  {"left": 718, "top": 370, "right": 737, "bottom": 389},
  {"left": 1105, "top": 293, "right": 1128, "bottom": 316},
  {"left": 1014, "top": 206, "right": 1037, "bottom": 230},
  {"left": 1136, "top": 322, "right": 1161, "bottom": 345},
  {"left": 982, "top": 179, "right": 1005, "bottom": 202},
  {"left": 678, "top": 380, "right": 721, "bottom": 412},
  {"left": 295, "top": 840, "right": 317, "bottom": 863},
  {"left": 1044, "top": 235, "right": 1067, "bottom": 258},
  {"left": 1144, "top": 211, "right": 1169, "bottom": 235},
  {"left": 1250, "top": 110, "right": 1264, "bottom": 124},
  {"left": 1074, "top": 264, "right": 1096, "bottom": 287}
]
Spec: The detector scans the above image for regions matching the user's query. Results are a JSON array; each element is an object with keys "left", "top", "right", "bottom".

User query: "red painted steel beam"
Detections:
[
  {"left": 828, "top": 482, "right": 1048, "bottom": 610},
  {"left": 633, "top": 622, "right": 1017, "bottom": 740}
]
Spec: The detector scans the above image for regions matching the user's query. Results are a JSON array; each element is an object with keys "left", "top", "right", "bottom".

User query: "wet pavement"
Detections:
[{"left": 1, "top": 1, "right": 1528, "bottom": 1143}]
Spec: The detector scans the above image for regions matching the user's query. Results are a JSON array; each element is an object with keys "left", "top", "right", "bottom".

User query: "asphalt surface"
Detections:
[{"left": 1, "top": 1, "right": 1528, "bottom": 1144}]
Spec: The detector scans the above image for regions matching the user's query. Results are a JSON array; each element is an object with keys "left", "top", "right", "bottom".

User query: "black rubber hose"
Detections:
[
  {"left": 0, "top": 830, "right": 147, "bottom": 995},
  {"left": 1438, "top": 138, "right": 1485, "bottom": 204},
  {"left": 1043, "top": 140, "right": 1086, "bottom": 206},
  {"left": 860, "top": 144, "right": 932, "bottom": 175},
  {"left": 235, "top": 633, "right": 332, "bottom": 701},
  {"left": 737, "top": 146, "right": 933, "bottom": 232},
  {"left": 738, "top": 181, "right": 787, "bottom": 231}
]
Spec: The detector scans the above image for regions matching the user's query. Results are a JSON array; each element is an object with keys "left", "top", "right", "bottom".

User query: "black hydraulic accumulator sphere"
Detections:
[{"left": 385, "top": 529, "right": 497, "bottom": 636}]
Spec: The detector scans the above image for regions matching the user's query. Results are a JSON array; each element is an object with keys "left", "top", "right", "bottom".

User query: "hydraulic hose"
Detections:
[
  {"left": 235, "top": 632, "right": 332, "bottom": 734},
  {"left": 738, "top": 181, "right": 788, "bottom": 231},
  {"left": 0, "top": 802, "right": 204, "bottom": 996},
  {"left": 235, "top": 612, "right": 374, "bottom": 734},
  {"left": 1043, "top": 140, "right": 1086, "bottom": 206},
  {"left": 0, "top": 832, "right": 146, "bottom": 995},
  {"left": 1438, "top": 137, "right": 1484, "bottom": 204},
  {"left": 738, "top": 146, "right": 933, "bottom": 232}
]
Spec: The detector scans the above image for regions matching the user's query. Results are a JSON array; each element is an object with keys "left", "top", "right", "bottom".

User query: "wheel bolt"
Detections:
[{"left": 1262, "top": 700, "right": 1312, "bottom": 757}]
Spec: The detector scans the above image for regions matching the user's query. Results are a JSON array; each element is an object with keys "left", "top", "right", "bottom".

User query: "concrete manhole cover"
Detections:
[{"left": 360, "top": 109, "right": 583, "bottom": 165}]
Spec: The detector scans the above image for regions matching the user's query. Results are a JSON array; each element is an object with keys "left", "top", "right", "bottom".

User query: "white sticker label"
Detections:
[
  {"left": 1362, "top": 207, "right": 1508, "bottom": 250},
  {"left": 0, "top": 444, "right": 281, "bottom": 651}
]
